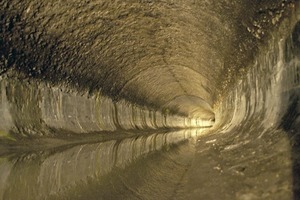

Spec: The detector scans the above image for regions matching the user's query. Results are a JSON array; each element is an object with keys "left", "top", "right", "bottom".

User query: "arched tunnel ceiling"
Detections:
[
  {"left": 0, "top": 1, "right": 300, "bottom": 199},
  {"left": 0, "top": 0, "right": 295, "bottom": 119}
]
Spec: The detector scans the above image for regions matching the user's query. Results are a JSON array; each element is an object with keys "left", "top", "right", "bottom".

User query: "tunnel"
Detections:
[{"left": 0, "top": 0, "right": 299, "bottom": 199}]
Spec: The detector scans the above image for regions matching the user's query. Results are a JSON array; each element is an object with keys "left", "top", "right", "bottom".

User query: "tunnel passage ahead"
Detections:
[
  {"left": 0, "top": 1, "right": 299, "bottom": 200},
  {"left": 1, "top": 0, "right": 294, "bottom": 120}
]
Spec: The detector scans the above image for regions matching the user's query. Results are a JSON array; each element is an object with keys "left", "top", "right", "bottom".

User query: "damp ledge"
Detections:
[{"left": 0, "top": 74, "right": 214, "bottom": 139}]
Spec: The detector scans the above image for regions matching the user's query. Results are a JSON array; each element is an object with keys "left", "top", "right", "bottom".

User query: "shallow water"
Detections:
[{"left": 0, "top": 1, "right": 299, "bottom": 200}]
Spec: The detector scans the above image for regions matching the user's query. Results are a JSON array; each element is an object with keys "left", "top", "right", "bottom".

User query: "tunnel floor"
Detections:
[{"left": 0, "top": 127, "right": 293, "bottom": 200}]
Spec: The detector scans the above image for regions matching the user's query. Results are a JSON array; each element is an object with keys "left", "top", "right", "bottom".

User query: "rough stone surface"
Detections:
[{"left": 0, "top": 0, "right": 294, "bottom": 118}]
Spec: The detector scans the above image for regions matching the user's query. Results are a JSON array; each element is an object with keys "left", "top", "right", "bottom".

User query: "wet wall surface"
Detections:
[{"left": 0, "top": 1, "right": 300, "bottom": 200}]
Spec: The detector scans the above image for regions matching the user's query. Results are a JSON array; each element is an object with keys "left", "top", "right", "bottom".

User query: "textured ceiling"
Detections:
[{"left": 0, "top": 0, "right": 293, "bottom": 119}]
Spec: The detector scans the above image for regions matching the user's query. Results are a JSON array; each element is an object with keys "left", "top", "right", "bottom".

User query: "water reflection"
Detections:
[{"left": 0, "top": 129, "right": 205, "bottom": 200}]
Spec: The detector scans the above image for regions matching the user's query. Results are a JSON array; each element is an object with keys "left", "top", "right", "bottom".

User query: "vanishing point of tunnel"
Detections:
[{"left": 0, "top": 1, "right": 300, "bottom": 199}]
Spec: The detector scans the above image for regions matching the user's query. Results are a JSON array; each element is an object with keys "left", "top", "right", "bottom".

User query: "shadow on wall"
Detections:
[
  {"left": 281, "top": 91, "right": 300, "bottom": 199},
  {"left": 280, "top": 21, "right": 300, "bottom": 199}
]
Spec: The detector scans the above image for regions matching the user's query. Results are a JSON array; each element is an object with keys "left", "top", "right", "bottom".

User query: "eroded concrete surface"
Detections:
[{"left": 0, "top": 1, "right": 300, "bottom": 200}]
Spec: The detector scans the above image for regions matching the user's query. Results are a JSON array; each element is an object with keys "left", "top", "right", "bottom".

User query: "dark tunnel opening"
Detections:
[{"left": 0, "top": 1, "right": 299, "bottom": 200}]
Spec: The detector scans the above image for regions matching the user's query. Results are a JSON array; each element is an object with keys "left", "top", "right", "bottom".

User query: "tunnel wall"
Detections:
[
  {"left": 0, "top": 0, "right": 294, "bottom": 120},
  {"left": 190, "top": 7, "right": 300, "bottom": 199},
  {"left": 0, "top": 0, "right": 296, "bottom": 139},
  {"left": 214, "top": 10, "right": 300, "bottom": 134},
  {"left": 0, "top": 76, "right": 213, "bottom": 139},
  {"left": 0, "top": 1, "right": 299, "bottom": 200}
]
